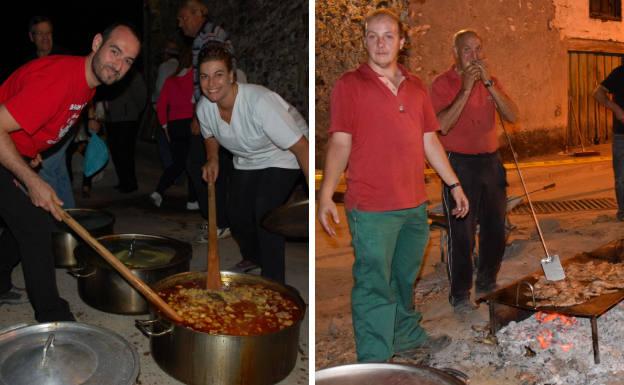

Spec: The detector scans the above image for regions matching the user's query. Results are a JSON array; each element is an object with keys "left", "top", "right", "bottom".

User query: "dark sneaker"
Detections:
[
  {"left": 229, "top": 259, "right": 260, "bottom": 273},
  {"left": 453, "top": 299, "right": 478, "bottom": 315},
  {"left": 617, "top": 212, "right": 624, "bottom": 222},
  {"left": 393, "top": 335, "right": 452, "bottom": 362},
  {"left": 0, "top": 286, "right": 28, "bottom": 306},
  {"left": 475, "top": 282, "right": 498, "bottom": 296}
]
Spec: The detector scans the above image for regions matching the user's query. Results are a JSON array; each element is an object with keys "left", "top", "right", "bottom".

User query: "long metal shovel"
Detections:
[{"left": 498, "top": 114, "right": 566, "bottom": 281}]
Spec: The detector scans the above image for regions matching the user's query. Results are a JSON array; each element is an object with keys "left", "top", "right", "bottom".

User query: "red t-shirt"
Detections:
[
  {"left": 430, "top": 66, "right": 502, "bottom": 154},
  {"left": 156, "top": 69, "right": 194, "bottom": 126},
  {"left": 0, "top": 55, "right": 95, "bottom": 158},
  {"left": 329, "top": 63, "right": 439, "bottom": 212}
]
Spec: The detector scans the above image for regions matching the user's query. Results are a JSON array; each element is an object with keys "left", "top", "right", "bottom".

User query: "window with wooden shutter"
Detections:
[{"left": 590, "top": 0, "right": 622, "bottom": 21}]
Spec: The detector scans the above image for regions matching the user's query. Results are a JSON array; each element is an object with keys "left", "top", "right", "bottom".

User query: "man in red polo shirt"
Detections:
[
  {"left": 430, "top": 29, "right": 518, "bottom": 314},
  {"left": 0, "top": 23, "right": 141, "bottom": 322},
  {"left": 318, "top": 8, "right": 469, "bottom": 363}
]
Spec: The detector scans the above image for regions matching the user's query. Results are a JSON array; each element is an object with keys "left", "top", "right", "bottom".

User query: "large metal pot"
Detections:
[
  {"left": 315, "top": 363, "right": 468, "bottom": 385},
  {"left": 72, "top": 234, "right": 191, "bottom": 315},
  {"left": 136, "top": 271, "right": 306, "bottom": 385},
  {"left": 52, "top": 208, "right": 115, "bottom": 267},
  {"left": 0, "top": 322, "right": 139, "bottom": 385}
]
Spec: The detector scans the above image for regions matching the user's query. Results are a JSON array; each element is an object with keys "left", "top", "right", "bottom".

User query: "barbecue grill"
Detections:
[{"left": 477, "top": 238, "right": 624, "bottom": 364}]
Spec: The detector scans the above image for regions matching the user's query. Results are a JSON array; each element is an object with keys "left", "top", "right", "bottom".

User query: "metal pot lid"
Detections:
[
  {"left": 55, "top": 209, "right": 115, "bottom": 232},
  {"left": 0, "top": 322, "right": 139, "bottom": 385},
  {"left": 77, "top": 234, "right": 191, "bottom": 270},
  {"left": 315, "top": 363, "right": 466, "bottom": 385},
  {"left": 261, "top": 199, "right": 308, "bottom": 239}
]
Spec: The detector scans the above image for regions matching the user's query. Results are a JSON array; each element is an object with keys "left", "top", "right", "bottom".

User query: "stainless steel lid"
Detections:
[
  {"left": 0, "top": 322, "right": 139, "bottom": 385},
  {"left": 77, "top": 234, "right": 192, "bottom": 270},
  {"left": 315, "top": 363, "right": 466, "bottom": 385}
]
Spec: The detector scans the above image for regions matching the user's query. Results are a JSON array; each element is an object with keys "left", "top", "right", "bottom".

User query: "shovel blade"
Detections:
[{"left": 541, "top": 254, "right": 566, "bottom": 281}]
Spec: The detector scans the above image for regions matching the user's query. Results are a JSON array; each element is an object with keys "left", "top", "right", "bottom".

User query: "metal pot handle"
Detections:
[
  {"left": 67, "top": 264, "right": 96, "bottom": 278},
  {"left": 135, "top": 318, "right": 174, "bottom": 337}
]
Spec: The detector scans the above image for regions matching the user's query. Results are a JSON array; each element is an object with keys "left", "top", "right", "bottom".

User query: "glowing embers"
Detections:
[{"left": 534, "top": 311, "right": 577, "bottom": 351}]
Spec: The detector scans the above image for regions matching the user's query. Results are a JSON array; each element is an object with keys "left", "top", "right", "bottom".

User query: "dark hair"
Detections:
[
  {"left": 28, "top": 15, "right": 52, "bottom": 33},
  {"left": 101, "top": 22, "right": 141, "bottom": 44},
  {"left": 174, "top": 43, "right": 193, "bottom": 75},
  {"left": 197, "top": 41, "right": 233, "bottom": 72}
]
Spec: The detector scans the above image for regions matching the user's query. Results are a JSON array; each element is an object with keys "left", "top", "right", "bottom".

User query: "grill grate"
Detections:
[{"left": 510, "top": 198, "right": 617, "bottom": 215}]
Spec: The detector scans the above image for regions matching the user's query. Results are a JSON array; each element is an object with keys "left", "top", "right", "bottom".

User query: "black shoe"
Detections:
[
  {"left": 453, "top": 299, "right": 478, "bottom": 315},
  {"left": 229, "top": 259, "right": 260, "bottom": 273},
  {"left": 394, "top": 335, "right": 452, "bottom": 361},
  {"left": 0, "top": 286, "right": 28, "bottom": 306}
]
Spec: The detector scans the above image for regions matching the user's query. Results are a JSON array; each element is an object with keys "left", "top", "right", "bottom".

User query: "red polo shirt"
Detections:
[
  {"left": 329, "top": 63, "right": 438, "bottom": 211},
  {"left": 430, "top": 65, "right": 502, "bottom": 154},
  {"left": 0, "top": 55, "right": 95, "bottom": 158}
]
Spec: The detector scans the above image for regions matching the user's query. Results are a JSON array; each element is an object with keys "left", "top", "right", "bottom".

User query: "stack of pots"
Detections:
[{"left": 72, "top": 233, "right": 191, "bottom": 315}]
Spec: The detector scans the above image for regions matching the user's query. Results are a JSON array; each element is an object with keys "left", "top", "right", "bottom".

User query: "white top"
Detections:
[{"left": 197, "top": 83, "right": 308, "bottom": 170}]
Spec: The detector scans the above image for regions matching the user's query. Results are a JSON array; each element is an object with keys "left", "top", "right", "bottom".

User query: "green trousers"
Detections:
[{"left": 347, "top": 205, "right": 429, "bottom": 362}]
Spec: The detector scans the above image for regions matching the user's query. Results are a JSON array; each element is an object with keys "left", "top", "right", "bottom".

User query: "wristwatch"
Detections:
[{"left": 484, "top": 79, "right": 494, "bottom": 88}]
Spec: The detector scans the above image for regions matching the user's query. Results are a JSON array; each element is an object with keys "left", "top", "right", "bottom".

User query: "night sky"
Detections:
[{"left": 1, "top": 0, "right": 144, "bottom": 82}]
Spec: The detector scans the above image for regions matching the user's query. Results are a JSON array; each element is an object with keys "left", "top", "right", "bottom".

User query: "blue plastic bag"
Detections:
[{"left": 83, "top": 134, "right": 109, "bottom": 177}]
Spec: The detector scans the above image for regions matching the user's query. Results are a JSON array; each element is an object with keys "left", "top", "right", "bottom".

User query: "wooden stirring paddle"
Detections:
[
  {"left": 60, "top": 210, "right": 183, "bottom": 323},
  {"left": 206, "top": 182, "right": 222, "bottom": 290}
]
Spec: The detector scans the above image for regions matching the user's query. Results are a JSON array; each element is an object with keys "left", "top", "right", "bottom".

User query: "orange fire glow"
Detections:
[
  {"left": 534, "top": 312, "right": 577, "bottom": 351},
  {"left": 536, "top": 329, "right": 553, "bottom": 349},
  {"left": 535, "top": 311, "right": 577, "bottom": 326}
]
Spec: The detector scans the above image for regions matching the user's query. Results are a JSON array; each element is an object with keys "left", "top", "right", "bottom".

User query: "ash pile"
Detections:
[
  {"left": 497, "top": 305, "right": 624, "bottom": 384},
  {"left": 431, "top": 304, "right": 624, "bottom": 385}
]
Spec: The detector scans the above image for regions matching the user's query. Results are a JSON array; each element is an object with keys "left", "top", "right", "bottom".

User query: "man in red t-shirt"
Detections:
[
  {"left": 317, "top": 9, "right": 469, "bottom": 363},
  {"left": 0, "top": 23, "right": 141, "bottom": 322},
  {"left": 430, "top": 29, "right": 518, "bottom": 314}
]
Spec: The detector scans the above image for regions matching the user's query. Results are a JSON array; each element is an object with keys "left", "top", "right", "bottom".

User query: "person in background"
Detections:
[
  {"left": 177, "top": 0, "right": 235, "bottom": 247},
  {"left": 150, "top": 45, "right": 198, "bottom": 209},
  {"left": 25, "top": 16, "right": 75, "bottom": 208},
  {"left": 593, "top": 68, "right": 624, "bottom": 222},
  {"left": 103, "top": 68, "right": 147, "bottom": 193},
  {"left": 430, "top": 29, "right": 518, "bottom": 314},
  {"left": 25, "top": 15, "right": 69, "bottom": 62},
  {"left": 317, "top": 9, "right": 468, "bottom": 363},
  {"left": 66, "top": 102, "right": 101, "bottom": 198},
  {"left": 197, "top": 43, "right": 308, "bottom": 284},
  {"left": 0, "top": 23, "right": 141, "bottom": 322},
  {"left": 152, "top": 39, "right": 182, "bottom": 183}
]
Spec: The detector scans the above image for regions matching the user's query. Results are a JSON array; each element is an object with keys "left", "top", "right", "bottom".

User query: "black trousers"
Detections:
[
  {"left": 0, "top": 166, "right": 72, "bottom": 321},
  {"left": 228, "top": 167, "right": 300, "bottom": 283},
  {"left": 187, "top": 134, "right": 232, "bottom": 228},
  {"left": 155, "top": 119, "right": 195, "bottom": 202},
  {"left": 107, "top": 121, "right": 139, "bottom": 191},
  {"left": 442, "top": 151, "right": 507, "bottom": 303}
]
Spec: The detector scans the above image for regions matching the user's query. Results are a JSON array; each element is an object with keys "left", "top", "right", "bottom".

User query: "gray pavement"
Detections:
[{"left": 0, "top": 139, "right": 309, "bottom": 384}]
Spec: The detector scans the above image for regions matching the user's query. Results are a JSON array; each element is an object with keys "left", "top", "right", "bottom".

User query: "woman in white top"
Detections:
[{"left": 196, "top": 43, "right": 308, "bottom": 283}]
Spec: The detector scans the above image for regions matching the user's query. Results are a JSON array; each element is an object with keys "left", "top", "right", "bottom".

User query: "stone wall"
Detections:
[
  {"left": 146, "top": 0, "right": 308, "bottom": 118},
  {"left": 315, "top": 0, "right": 570, "bottom": 167}
]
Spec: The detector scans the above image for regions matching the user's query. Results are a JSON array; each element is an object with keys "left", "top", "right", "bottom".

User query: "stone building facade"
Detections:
[
  {"left": 316, "top": 0, "right": 624, "bottom": 167},
  {"left": 146, "top": 0, "right": 308, "bottom": 118}
]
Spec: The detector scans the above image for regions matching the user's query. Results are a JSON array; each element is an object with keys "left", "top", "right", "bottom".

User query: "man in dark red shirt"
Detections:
[
  {"left": 318, "top": 8, "right": 469, "bottom": 363},
  {"left": 430, "top": 29, "right": 518, "bottom": 314},
  {"left": 0, "top": 23, "right": 141, "bottom": 322}
]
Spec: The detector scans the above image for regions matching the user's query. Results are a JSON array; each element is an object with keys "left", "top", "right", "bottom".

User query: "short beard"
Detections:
[{"left": 91, "top": 50, "right": 119, "bottom": 86}]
